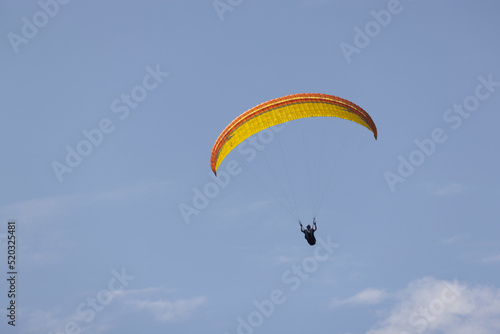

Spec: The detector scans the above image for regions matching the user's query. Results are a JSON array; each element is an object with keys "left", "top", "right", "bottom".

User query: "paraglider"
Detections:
[
  {"left": 210, "top": 93, "right": 377, "bottom": 244},
  {"left": 300, "top": 219, "right": 317, "bottom": 246}
]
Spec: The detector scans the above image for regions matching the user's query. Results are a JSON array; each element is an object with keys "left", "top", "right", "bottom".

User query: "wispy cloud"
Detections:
[
  {"left": 434, "top": 183, "right": 464, "bottom": 196},
  {"left": 222, "top": 200, "right": 271, "bottom": 219},
  {"left": 419, "top": 182, "right": 466, "bottom": 196},
  {"left": 271, "top": 254, "right": 298, "bottom": 264},
  {"left": 24, "top": 309, "right": 67, "bottom": 334},
  {"left": 365, "top": 277, "right": 500, "bottom": 334},
  {"left": 128, "top": 296, "right": 207, "bottom": 322},
  {"left": 23, "top": 286, "right": 207, "bottom": 334},
  {"left": 0, "top": 195, "right": 79, "bottom": 224},
  {"left": 441, "top": 234, "right": 469, "bottom": 245},
  {"left": 302, "top": 0, "right": 335, "bottom": 7},
  {"left": 112, "top": 286, "right": 207, "bottom": 323},
  {"left": 331, "top": 288, "right": 389, "bottom": 308},
  {"left": 92, "top": 180, "right": 172, "bottom": 202},
  {"left": 482, "top": 254, "right": 500, "bottom": 264},
  {"left": 0, "top": 180, "right": 171, "bottom": 224}
]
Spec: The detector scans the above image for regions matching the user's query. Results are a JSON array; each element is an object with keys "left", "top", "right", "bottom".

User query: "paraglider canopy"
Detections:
[{"left": 210, "top": 93, "right": 377, "bottom": 175}]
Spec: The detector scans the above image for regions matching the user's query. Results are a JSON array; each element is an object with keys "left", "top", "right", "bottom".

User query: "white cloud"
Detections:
[
  {"left": 23, "top": 287, "right": 207, "bottom": 334},
  {"left": 331, "top": 288, "right": 389, "bottom": 308},
  {"left": 0, "top": 180, "right": 171, "bottom": 225},
  {"left": 482, "top": 254, "right": 500, "bottom": 264},
  {"left": 0, "top": 195, "right": 79, "bottom": 224},
  {"left": 128, "top": 296, "right": 207, "bottom": 322},
  {"left": 271, "top": 254, "right": 298, "bottom": 264},
  {"left": 91, "top": 180, "right": 171, "bottom": 202},
  {"left": 302, "top": 0, "right": 335, "bottom": 7},
  {"left": 441, "top": 234, "right": 469, "bottom": 245},
  {"left": 222, "top": 200, "right": 271, "bottom": 218},
  {"left": 118, "top": 287, "right": 207, "bottom": 322},
  {"left": 420, "top": 182, "right": 466, "bottom": 196},
  {"left": 434, "top": 183, "right": 464, "bottom": 196},
  {"left": 32, "top": 250, "right": 65, "bottom": 266},
  {"left": 23, "top": 309, "right": 66, "bottom": 334},
  {"left": 366, "top": 277, "right": 500, "bottom": 334}
]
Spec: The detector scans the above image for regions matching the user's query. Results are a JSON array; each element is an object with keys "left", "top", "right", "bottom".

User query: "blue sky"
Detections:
[{"left": 1, "top": 0, "right": 500, "bottom": 333}]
